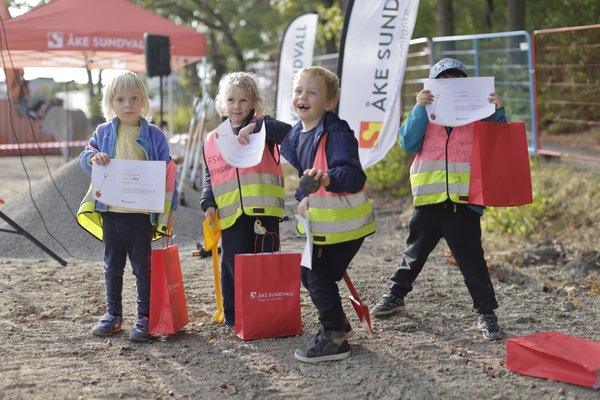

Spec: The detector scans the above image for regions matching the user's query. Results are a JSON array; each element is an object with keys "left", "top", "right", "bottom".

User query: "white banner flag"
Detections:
[
  {"left": 275, "top": 12, "right": 319, "bottom": 125},
  {"left": 338, "top": 0, "right": 419, "bottom": 168}
]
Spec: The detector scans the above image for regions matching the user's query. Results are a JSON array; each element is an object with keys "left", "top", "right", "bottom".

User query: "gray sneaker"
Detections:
[
  {"left": 294, "top": 328, "right": 350, "bottom": 363},
  {"left": 477, "top": 312, "right": 504, "bottom": 341},
  {"left": 91, "top": 314, "right": 123, "bottom": 337},
  {"left": 129, "top": 316, "right": 150, "bottom": 342},
  {"left": 372, "top": 294, "right": 405, "bottom": 317}
]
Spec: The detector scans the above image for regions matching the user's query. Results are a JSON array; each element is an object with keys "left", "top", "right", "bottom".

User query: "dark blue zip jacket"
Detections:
[{"left": 280, "top": 111, "right": 366, "bottom": 202}]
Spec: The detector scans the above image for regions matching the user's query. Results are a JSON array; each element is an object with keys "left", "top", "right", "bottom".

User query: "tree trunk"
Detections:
[
  {"left": 507, "top": 0, "right": 526, "bottom": 32},
  {"left": 484, "top": 0, "right": 494, "bottom": 32},
  {"left": 436, "top": 0, "right": 455, "bottom": 56},
  {"left": 507, "top": 0, "right": 526, "bottom": 64}
]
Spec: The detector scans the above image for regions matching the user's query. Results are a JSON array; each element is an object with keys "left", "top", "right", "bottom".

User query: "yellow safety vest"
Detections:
[
  {"left": 307, "top": 132, "right": 376, "bottom": 244},
  {"left": 410, "top": 123, "right": 475, "bottom": 206},
  {"left": 203, "top": 130, "right": 285, "bottom": 230}
]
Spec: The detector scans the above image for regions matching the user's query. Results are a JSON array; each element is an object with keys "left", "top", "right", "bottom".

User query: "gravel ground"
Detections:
[{"left": 1, "top": 156, "right": 599, "bottom": 399}]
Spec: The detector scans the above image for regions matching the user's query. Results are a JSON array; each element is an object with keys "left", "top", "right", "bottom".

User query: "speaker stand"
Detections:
[
  {"left": 0, "top": 210, "right": 67, "bottom": 266},
  {"left": 159, "top": 75, "right": 164, "bottom": 125}
]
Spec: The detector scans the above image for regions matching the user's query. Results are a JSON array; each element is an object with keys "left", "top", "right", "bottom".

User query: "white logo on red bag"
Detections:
[
  {"left": 167, "top": 282, "right": 180, "bottom": 294},
  {"left": 250, "top": 291, "right": 296, "bottom": 302}
]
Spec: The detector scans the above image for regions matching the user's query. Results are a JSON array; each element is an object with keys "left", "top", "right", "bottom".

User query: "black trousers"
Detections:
[
  {"left": 302, "top": 237, "right": 364, "bottom": 332},
  {"left": 388, "top": 203, "right": 499, "bottom": 314},
  {"left": 220, "top": 214, "right": 280, "bottom": 326}
]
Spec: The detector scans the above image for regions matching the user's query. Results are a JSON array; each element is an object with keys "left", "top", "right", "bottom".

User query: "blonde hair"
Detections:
[
  {"left": 214, "top": 71, "right": 264, "bottom": 117},
  {"left": 294, "top": 66, "right": 340, "bottom": 105},
  {"left": 101, "top": 70, "right": 151, "bottom": 121}
]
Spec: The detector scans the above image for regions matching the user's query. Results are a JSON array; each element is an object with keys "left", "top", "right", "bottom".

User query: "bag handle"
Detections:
[
  {"left": 162, "top": 235, "right": 172, "bottom": 249},
  {"left": 253, "top": 231, "right": 280, "bottom": 254}
]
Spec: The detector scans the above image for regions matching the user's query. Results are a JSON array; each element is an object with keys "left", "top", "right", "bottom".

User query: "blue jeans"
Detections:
[{"left": 102, "top": 212, "right": 153, "bottom": 317}]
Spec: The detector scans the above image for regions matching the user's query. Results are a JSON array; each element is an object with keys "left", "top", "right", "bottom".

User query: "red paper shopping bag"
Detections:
[
  {"left": 149, "top": 243, "right": 189, "bottom": 334},
  {"left": 506, "top": 332, "right": 600, "bottom": 389},
  {"left": 469, "top": 121, "right": 533, "bottom": 207},
  {"left": 234, "top": 245, "right": 302, "bottom": 341}
]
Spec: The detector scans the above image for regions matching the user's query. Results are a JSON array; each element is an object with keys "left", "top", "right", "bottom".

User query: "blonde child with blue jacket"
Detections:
[{"left": 78, "top": 70, "right": 178, "bottom": 342}]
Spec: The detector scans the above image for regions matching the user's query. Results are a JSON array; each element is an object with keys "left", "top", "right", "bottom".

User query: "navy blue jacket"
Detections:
[{"left": 280, "top": 111, "right": 366, "bottom": 202}]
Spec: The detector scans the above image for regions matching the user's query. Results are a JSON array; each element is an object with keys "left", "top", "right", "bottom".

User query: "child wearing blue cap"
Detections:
[{"left": 372, "top": 58, "right": 506, "bottom": 341}]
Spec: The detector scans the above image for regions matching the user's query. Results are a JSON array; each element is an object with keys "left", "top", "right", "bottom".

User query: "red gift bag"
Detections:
[
  {"left": 506, "top": 332, "right": 600, "bottom": 389},
  {"left": 469, "top": 121, "right": 533, "bottom": 207},
  {"left": 149, "top": 243, "right": 190, "bottom": 334},
  {"left": 234, "top": 235, "right": 302, "bottom": 340}
]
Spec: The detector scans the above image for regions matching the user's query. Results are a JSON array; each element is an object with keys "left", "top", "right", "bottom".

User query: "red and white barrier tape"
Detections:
[{"left": 0, "top": 140, "right": 89, "bottom": 150}]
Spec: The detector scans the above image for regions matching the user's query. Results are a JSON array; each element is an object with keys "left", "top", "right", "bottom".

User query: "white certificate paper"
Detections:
[
  {"left": 295, "top": 214, "right": 312, "bottom": 269},
  {"left": 424, "top": 77, "right": 496, "bottom": 127},
  {"left": 92, "top": 159, "right": 166, "bottom": 213},
  {"left": 213, "top": 118, "right": 266, "bottom": 168}
]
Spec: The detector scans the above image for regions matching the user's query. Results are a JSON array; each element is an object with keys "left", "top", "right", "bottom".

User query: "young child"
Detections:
[
  {"left": 280, "top": 66, "right": 376, "bottom": 363},
  {"left": 200, "top": 71, "right": 291, "bottom": 328},
  {"left": 78, "top": 70, "right": 178, "bottom": 342},
  {"left": 372, "top": 58, "right": 506, "bottom": 341}
]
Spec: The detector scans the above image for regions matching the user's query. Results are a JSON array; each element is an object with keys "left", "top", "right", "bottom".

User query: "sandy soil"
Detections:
[{"left": 1, "top": 156, "right": 599, "bottom": 399}]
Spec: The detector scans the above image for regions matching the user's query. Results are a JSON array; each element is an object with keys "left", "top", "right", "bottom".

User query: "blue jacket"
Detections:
[
  {"left": 79, "top": 117, "right": 179, "bottom": 212},
  {"left": 280, "top": 112, "right": 366, "bottom": 202}
]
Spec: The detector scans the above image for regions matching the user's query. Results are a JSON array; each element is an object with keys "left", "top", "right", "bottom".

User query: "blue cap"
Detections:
[{"left": 429, "top": 58, "right": 467, "bottom": 79}]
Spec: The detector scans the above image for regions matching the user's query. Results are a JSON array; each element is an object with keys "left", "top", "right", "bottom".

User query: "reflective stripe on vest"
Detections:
[
  {"left": 204, "top": 130, "right": 285, "bottom": 230},
  {"left": 77, "top": 185, "right": 104, "bottom": 240},
  {"left": 308, "top": 132, "right": 376, "bottom": 244},
  {"left": 410, "top": 123, "right": 475, "bottom": 206}
]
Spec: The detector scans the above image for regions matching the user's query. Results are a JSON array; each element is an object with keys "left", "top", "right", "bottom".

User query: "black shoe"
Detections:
[
  {"left": 372, "top": 294, "right": 405, "bottom": 317},
  {"left": 294, "top": 328, "right": 350, "bottom": 363},
  {"left": 343, "top": 317, "right": 354, "bottom": 339},
  {"left": 477, "top": 312, "right": 504, "bottom": 341}
]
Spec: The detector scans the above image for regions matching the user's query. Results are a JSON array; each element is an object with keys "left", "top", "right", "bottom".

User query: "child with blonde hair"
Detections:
[
  {"left": 280, "top": 66, "right": 376, "bottom": 362},
  {"left": 78, "top": 70, "right": 178, "bottom": 342},
  {"left": 200, "top": 71, "right": 291, "bottom": 328}
]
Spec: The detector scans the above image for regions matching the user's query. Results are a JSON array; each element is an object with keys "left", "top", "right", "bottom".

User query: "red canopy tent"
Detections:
[{"left": 0, "top": 0, "right": 206, "bottom": 72}]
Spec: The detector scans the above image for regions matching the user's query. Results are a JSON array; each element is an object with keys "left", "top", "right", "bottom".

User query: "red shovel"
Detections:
[{"left": 343, "top": 272, "right": 374, "bottom": 337}]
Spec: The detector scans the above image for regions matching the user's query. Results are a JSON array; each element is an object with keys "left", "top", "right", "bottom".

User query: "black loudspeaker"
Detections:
[{"left": 144, "top": 34, "right": 171, "bottom": 77}]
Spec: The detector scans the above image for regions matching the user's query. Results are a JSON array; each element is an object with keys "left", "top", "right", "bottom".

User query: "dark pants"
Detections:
[
  {"left": 388, "top": 203, "right": 499, "bottom": 314},
  {"left": 102, "top": 212, "right": 153, "bottom": 318},
  {"left": 220, "top": 215, "right": 280, "bottom": 326},
  {"left": 302, "top": 237, "right": 364, "bottom": 332}
]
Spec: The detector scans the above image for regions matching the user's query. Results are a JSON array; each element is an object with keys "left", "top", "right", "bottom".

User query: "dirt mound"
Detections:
[{"left": 0, "top": 158, "right": 205, "bottom": 260}]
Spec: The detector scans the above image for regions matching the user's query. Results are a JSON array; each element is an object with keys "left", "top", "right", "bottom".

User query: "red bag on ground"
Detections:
[
  {"left": 506, "top": 332, "right": 600, "bottom": 389},
  {"left": 234, "top": 235, "right": 302, "bottom": 340},
  {"left": 469, "top": 121, "right": 533, "bottom": 207},
  {"left": 149, "top": 243, "right": 189, "bottom": 334}
]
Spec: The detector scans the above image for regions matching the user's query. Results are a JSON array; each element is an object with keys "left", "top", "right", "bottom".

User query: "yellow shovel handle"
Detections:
[{"left": 211, "top": 246, "right": 224, "bottom": 324}]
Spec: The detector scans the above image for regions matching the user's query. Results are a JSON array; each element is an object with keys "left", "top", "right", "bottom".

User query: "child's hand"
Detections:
[
  {"left": 297, "top": 197, "right": 309, "bottom": 218},
  {"left": 304, "top": 168, "right": 331, "bottom": 187},
  {"left": 90, "top": 152, "right": 110, "bottom": 166},
  {"left": 489, "top": 92, "right": 503, "bottom": 110},
  {"left": 237, "top": 123, "right": 256, "bottom": 145},
  {"left": 416, "top": 89, "right": 434, "bottom": 106},
  {"left": 204, "top": 207, "right": 216, "bottom": 219},
  {"left": 166, "top": 212, "right": 175, "bottom": 235}
]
